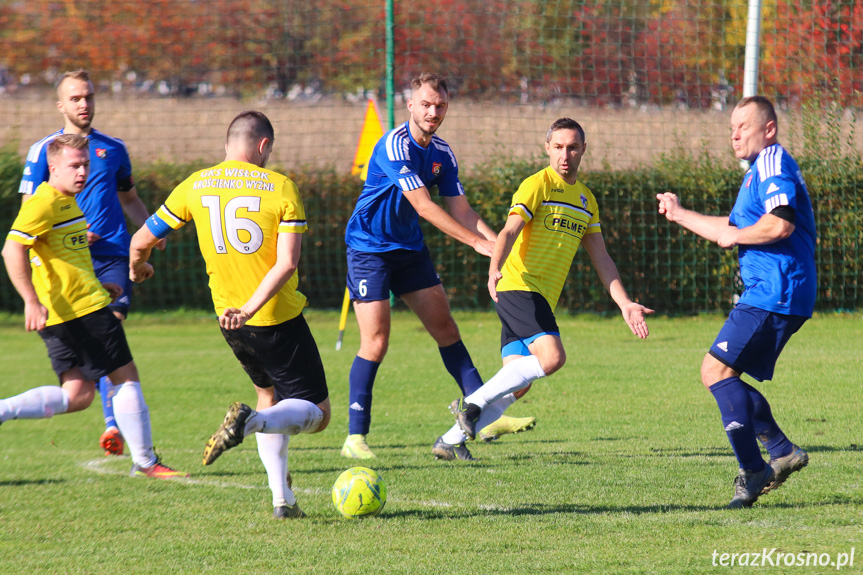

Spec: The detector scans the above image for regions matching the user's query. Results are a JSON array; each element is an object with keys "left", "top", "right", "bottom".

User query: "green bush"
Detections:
[{"left": 0, "top": 151, "right": 860, "bottom": 314}]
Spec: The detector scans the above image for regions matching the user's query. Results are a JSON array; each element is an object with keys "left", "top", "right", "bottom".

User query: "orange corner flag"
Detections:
[{"left": 351, "top": 99, "right": 385, "bottom": 181}]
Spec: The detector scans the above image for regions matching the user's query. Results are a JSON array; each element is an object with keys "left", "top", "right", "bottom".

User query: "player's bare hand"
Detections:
[
  {"left": 130, "top": 262, "right": 154, "bottom": 283},
  {"left": 24, "top": 300, "right": 48, "bottom": 332},
  {"left": 473, "top": 237, "right": 495, "bottom": 257},
  {"left": 219, "top": 308, "right": 251, "bottom": 330},
  {"left": 154, "top": 237, "right": 168, "bottom": 251},
  {"left": 487, "top": 269, "right": 503, "bottom": 303},
  {"left": 656, "top": 193, "right": 681, "bottom": 222},
  {"left": 716, "top": 226, "right": 739, "bottom": 249},
  {"left": 101, "top": 282, "right": 123, "bottom": 302},
  {"left": 621, "top": 301, "right": 654, "bottom": 339},
  {"left": 86, "top": 230, "right": 101, "bottom": 245}
]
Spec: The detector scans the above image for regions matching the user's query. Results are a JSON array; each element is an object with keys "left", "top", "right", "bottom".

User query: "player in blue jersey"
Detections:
[
  {"left": 657, "top": 96, "right": 816, "bottom": 508},
  {"left": 18, "top": 70, "right": 164, "bottom": 457},
  {"left": 341, "top": 72, "right": 535, "bottom": 459}
]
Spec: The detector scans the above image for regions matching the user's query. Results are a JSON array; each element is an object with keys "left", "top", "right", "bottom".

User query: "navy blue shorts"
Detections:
[
  {"left": 92, "top": 254, "right": 133, "bottom": 318},
  {"left": 221, "top": 314, "right": 329, "bottom": 405},
  {"left": 495, "top": 291, "right": 560, "bottom": 358},
  {"left": 346, "top": 245, "right": 441, "bottom": 301},
  {"left": 39, "top": 307, "right": 133, "bottom": 382},
  {"left": 709, "top": 303, "right": 808, "bottom": 382}
]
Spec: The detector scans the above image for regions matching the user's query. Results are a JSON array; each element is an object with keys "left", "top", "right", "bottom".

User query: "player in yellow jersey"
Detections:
[
  {"left": 436, "top": 119, "right": 654, "bottom": 458},
  {"left": 0, "top": 134, "right": 187, "bottom": 479},
  {"left": 129, "top": 111, "right": 329, "bottom": 519}
]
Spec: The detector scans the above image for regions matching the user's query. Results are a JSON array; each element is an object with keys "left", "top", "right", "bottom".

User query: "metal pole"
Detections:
[
  {"left": 385, "top": 0, "right": 395, "bottom": 130},
  {"left": 742, "top": 0, "right": 762, "bottom": 98},
  {"left": 740, "top": 0, "right": 763, "bottom": 168}
]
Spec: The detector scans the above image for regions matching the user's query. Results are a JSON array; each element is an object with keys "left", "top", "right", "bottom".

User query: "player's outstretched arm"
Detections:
[
  {"left": 582, "top": 232, "right": 653, "bottom": 339},
  {"left": 656, "top": 192, "right": 730, "bottom": 244},
  {"left": 2, "top": 240, "right": 48, "bottom": 331},
  {"left": 219, "top": 232, "right": 301, "bottom": 330},
  {"left": 129, "top": 225, "right": 159, "bottom": 283},
  {"left": 402, "top": 186, "right": 494, "bottom": 256},
  {"left": 120, "top": 187, "right": 167, "bottom": 251},
  {"left": 444, "top": 195, "right": 497, "bottom": 242}
]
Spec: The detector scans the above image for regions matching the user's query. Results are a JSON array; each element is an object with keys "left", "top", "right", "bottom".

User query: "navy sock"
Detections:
[
  {"left": 98, "top": 376, "right": 118, "bottom": 430},
  {"left": 439, "top": 340, "right": 483, "bottom": 395},
  {"left": 348, "top": 356, "right": 380, "bottom": 435},
  {"left": 743, "top": 382, "right": 793, "bottom": 460},
  {"left": 710, "top": 377, "right": 765, "bottom": 471}
]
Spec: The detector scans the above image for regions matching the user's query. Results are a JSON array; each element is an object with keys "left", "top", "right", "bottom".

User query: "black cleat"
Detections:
[
  {"left": 273, "top": 502, "right": 306, "bottom": 519},
  {"left": 728, "top": 465, "right": 775, "bottom": 508},
  {"left": 450, "top": 398, "right": 481, "bottom": 441},
  {"left": 762, "top": 445, "right": 809, "bottom": 494},
  {"left": 202, "top": 402, "right": 253, "bottom": 465},
  {"left": 432, "top": 436, "right": 475, "bottom": 461}
]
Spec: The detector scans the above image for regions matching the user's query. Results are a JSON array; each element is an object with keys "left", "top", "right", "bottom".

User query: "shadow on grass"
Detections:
[
  {"left": 376, "top": 494, "right": 863, "bottom": 520},
  {"left": 646, "top": 443, "right": 863, "bottom": 458},
  {"left": 288, "top": 437, "right": 567, "bottom": 452},
  {"left": 0, "top": 478, "right": 65, "bottom": 487}
]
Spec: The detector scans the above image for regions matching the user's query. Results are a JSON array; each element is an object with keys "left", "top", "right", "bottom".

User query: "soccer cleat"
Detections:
[
  {"left": 273, "top": 503, "right": 306, "bottom": 519},
  {"left": 479, "top": 415, "right": 537, "bottom": 442},
  {"left": 431, "top": 436, "right": 475, "bottom": 461},
  {"left": 340, "top": 434, "right": 376, "bottom": 459},
  {"left": 130, "top": 458, "right": 190, "bottom": 479},
  {"left": 202, "top": 402, "right": 253, "bottom": 466},
  {"left": 727, "top": 465, "right": 775, "bottom": 509},
  {"left": 450, "top": 398, "right": 481, "bottom": 441},
  {"left": 762, "top": 445, "right": 809, "bottom": 494},
  {"left": 99, "top": 427, "right": 124, "bottom": 456}
]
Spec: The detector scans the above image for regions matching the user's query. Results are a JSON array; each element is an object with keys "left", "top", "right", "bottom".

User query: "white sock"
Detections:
[
  {"left": 465, "top": 356, "right": 546, "bottom": 408},
  {"left": 112, "top": 381, "right": 156, "bottom": 468},
  {"left": 441, "top": 423, "right": 467, "bottom": 445},
  {"left": 475, "top": 393, "right": 517, "bottom": 434},
  {"left": 0, "top": 386, "right": 69, "bottom": 422},
  {"left": 244, "top": 398, "right": 323, "bottom": 436},
  {"left": 441, "top": 393, "right": 517, "bottom": 444},
  {"left": 256, "top": 432, "right": 296, "bottom": 506}
]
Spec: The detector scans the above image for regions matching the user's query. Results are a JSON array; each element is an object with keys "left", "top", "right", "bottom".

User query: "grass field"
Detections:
[{"left": 0, "top": 311, "right": 860, "bottom": 574}]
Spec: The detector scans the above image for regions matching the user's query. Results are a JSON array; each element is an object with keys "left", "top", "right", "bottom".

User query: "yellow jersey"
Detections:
[
  {"left": 154, "top": 160, "right": 308, "bottom": 326},
  {"left": 497, "top": 166, "right": 601, "bottom": 311},
  {"left": 6, "top": 183, "right": 111, "bottom": 325}
]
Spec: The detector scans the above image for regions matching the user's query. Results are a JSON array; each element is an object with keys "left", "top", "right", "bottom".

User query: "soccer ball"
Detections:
[{"left": 332, "top": 467, "right": 387, "bottom": 518}]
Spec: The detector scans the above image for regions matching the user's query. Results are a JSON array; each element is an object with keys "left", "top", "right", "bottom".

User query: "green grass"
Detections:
[{"left": 0, "top": 311, "right": 860, "bottom": 574}]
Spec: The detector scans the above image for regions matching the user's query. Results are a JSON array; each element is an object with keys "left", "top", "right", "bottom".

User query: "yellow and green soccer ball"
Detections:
[{"left": 332, "top": 467, "right": 387, "bottom": 518}]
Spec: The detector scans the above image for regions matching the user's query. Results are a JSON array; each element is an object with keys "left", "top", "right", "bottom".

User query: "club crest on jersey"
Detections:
[
  {"left": 432, "top": 162, "right": 442, "bottom": 175},
  {"left": 96, "top": 148, "right": 107, "bottom": 159},
  {"left": 580, "top": 194, "right": 588, "bottom": 209}
]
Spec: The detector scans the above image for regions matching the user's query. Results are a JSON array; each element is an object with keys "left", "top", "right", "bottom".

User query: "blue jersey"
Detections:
[
  {"left": 19, "top": 129, "right": 134, "bottom": 257},
  {"left": 730, "top": 143, "right": 817, "bottom": 317},
  {"left": 345, "top": 122, "right": 465, "bottom": 252}
]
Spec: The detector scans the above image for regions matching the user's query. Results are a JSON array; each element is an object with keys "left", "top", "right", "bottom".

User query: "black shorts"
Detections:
[
  {"left": 39, "top": 307, "right": 133, "bottom": 381},
  {"left": 221, "top": 314, "right": 329, "bottom": 404},
  {"left": 496, "top": 291, "right": 560, "bottom": 355}
]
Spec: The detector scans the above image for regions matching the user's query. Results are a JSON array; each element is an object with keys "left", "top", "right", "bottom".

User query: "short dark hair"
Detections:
[
  {"left": 46, "top": 134, "right": 89, "bottom": 164},
  {"left": 56, "top": 70, "right": 92, "bottom": 98},
  {"left": 411, "top": 73, "right": 448, "bottom": 96},
  {"left": 736, "top": 96, "right": 778, "bottom": 128},
  {"left": 546, "top": 118, "right": 585, "bottom": 144},
  {"left": 226, "top": 111, "right": 275, "bottom": 147}
]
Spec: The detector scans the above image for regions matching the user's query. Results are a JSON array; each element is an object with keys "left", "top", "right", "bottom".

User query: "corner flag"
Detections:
[{"left": 350, "top": 99, "right": 384, "bottom": 181}]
